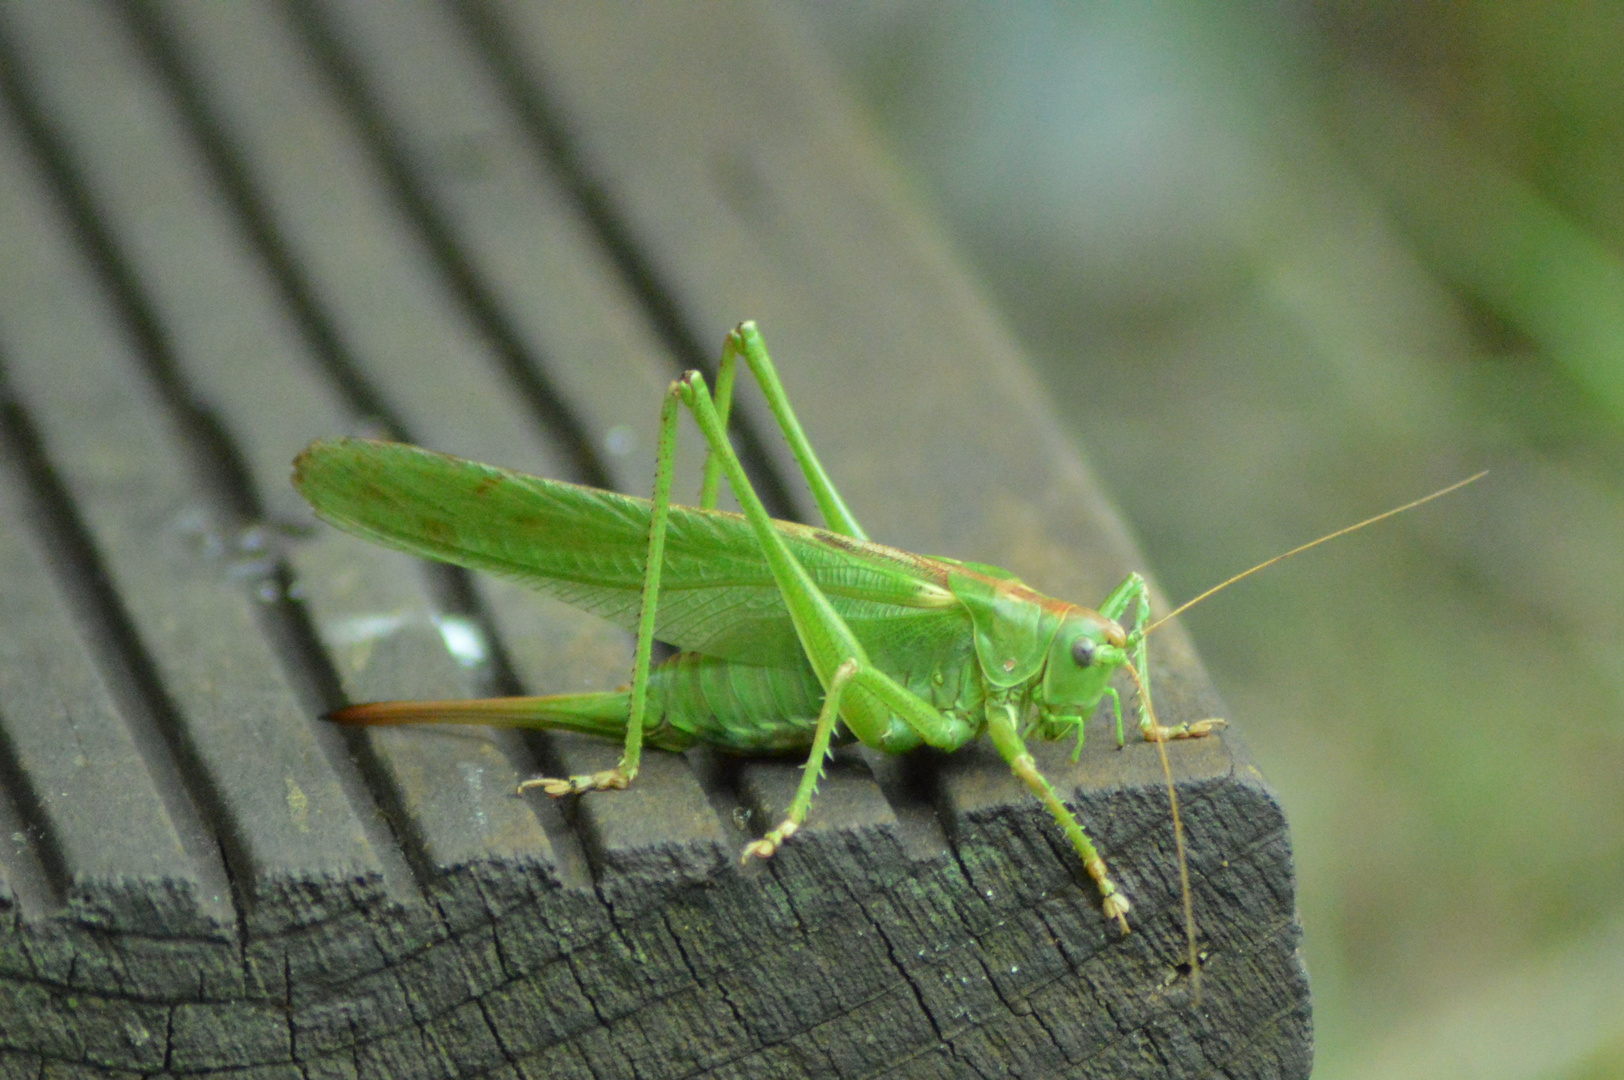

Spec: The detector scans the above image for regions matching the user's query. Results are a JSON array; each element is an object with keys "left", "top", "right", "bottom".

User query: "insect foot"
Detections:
[
  {"left": 740, "top": 820, "right": 797, "bottom": 863},
  {"left": 516, "top": 767, "right": 632, "bottom": 797},
  {"left": 1143, "top": 717, "right": 1228, "bottom": 742},
  {"left": 1087, "top": 856, "right": 1132, "bottom": 932}
]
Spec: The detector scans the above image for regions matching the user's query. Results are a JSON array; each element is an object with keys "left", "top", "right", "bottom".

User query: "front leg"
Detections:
[{"left": 1098, "top": 572, "right": 1227, "bottom": 743}]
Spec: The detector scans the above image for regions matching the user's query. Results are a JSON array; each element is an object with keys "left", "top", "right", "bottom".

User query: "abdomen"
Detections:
[{"left": 651, "top": 652, "right": 832, "bottom": 754}]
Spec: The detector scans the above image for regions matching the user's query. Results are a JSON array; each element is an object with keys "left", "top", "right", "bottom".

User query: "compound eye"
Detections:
[{"left": 1070, "top": 637, "right": 1098, "bottom": 667}]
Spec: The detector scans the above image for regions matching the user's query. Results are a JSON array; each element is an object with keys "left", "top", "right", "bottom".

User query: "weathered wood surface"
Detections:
[{"left": 0, "top": 1, "right": 1310, "bottom": 1076}]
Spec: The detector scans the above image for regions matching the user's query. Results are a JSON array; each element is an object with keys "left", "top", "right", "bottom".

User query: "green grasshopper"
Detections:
[{"left": 293, "top": 321, "right": 1479, "bottom": 938}]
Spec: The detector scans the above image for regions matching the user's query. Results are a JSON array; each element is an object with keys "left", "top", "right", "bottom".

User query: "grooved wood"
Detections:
[{"left": 0, "top": 0, "right": 1311, "bottom": 1076}]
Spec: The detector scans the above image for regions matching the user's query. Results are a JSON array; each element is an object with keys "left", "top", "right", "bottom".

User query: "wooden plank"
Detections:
[{"left": 0, "top": 0, "right": 1311, "bottom": 1076}]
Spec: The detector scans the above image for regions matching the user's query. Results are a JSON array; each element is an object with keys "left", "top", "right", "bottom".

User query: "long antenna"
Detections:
[
  {"left": 1144, "top": 471, "right": 1486, "bottom": 636},
  {"left": 1123, "top": 658, "right": 1202, "bottom": 1003}
]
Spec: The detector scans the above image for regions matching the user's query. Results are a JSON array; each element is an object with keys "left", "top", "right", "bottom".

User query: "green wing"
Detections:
[{"left": 293, "top": 439, "right": 963, "bottom": 665}]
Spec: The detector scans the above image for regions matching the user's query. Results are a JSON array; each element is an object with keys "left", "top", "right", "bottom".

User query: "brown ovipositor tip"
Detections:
[{"left": 323, "top": 699, "right": 465, "bottom": 726}]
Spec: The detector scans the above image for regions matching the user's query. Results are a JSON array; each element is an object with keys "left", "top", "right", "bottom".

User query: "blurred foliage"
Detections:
[{"left": 795, "top": 2, "right": 1624, "bottom": 1078}]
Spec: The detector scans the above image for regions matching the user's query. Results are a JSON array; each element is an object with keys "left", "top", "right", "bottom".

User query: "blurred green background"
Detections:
[{"left": 792, "top": 3, "right": 1624, "bottom": 1078}]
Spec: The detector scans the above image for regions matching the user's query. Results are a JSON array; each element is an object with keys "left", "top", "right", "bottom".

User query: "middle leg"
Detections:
[{"left": 984, "top": 698, "right": 1131, "bottom": 929}]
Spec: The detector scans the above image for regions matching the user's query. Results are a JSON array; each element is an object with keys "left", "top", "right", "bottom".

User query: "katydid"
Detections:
[{"left": 292, "top": 321, "right": 1481, "bottom": 946}]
